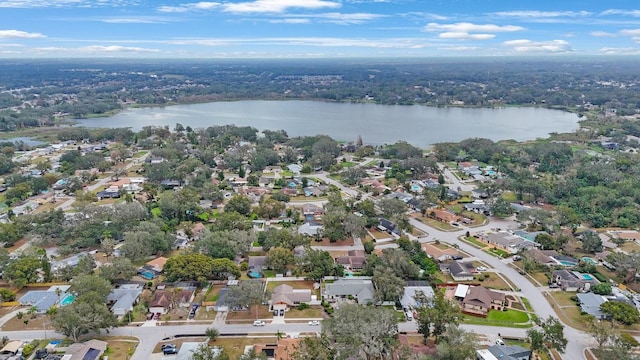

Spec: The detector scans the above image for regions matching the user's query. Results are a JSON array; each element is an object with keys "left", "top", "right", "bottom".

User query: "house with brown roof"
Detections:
[
  {"left": 431, "top": 209, "right": 460, "bottom": 223},
  {"left": 64, "top": 339, "right": 108, "bottom": 360},
  {"left": 422, "top": 243, "right": 460, "bottom": 262},
  {"left": 335, "top": 250, "right": 367, "bottom": 271},
  {"left": 462, "top": 286, "right": 505, "bottom": 316},
  {"left": 523, "top": 248, "right": 558, "bottom": 266},
  {"left": 149, "top": 288, "right": 195, "bottom": 314},
  {"left": 271, "top": 284, "right": 312, "bottom": 310},
  {"left": 145, "top": 256, "right": 168, "bottom": 273},
  {"left": 253, "top": 337, "right": 300, "bottom": 360}
]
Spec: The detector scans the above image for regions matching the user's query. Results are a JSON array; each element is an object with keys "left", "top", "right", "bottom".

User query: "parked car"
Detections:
[
  {"left": 279, "top": 309, "right": 285, "bottom": 316},
  {"left": 253, "top": 320, "right": 266, "bottom": 326},
  {"left": 549, "top": 283, "right": 560, "bottom": 289},
  {"left": 161, "top": 344, "right": 176, "bottom": 350},
  {"left": 452, "top": 255, "right": 463, "bottom": 260},
  {"left": 163, "top": 347, "right": 178, "bottom": 355},
  {"left": 273, "top": 310, "right": 278, "bottom": 316},
  {"left": 495, "top": 339, "right": 505, "bottom": 346},
  {"left": 476, "top": 266, "right": 487, "bottom": 272},
  {"left": 308, "top": 320, "right": 320, "bottom": 326}
]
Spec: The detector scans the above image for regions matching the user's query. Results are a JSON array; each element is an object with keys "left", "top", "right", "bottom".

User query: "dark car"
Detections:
[
  {"left": 452, "top": 255, "right": 463, "bottom": 260},
  {"left": 163, "top": 346, "right": 178, "bottom": 355},
  {"left": 279, "top": 309, "right": 285, "bottom": 316}
]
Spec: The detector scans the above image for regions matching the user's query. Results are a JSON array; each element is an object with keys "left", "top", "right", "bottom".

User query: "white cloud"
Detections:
[
  {"left": 34, "top": 45, "right": 160, "bottom": 53},
  {"left": 222, "top": 0, "right": 340, "bottom": 14},
  {"left": 423, "top": 22, "right": 522, "bottom": 41},
  {"left": 0, "top": 0, "right": 137, "bottom": 8},
  {"left": 167, "top": 36, "right": 428, "bottom": 49},
  {"left": 158, "top": 2, "right": 220, "bottom": 13},
  {"left": 439, "top": 32, "right": 494, "bottom": 40},
  {"left": 100, "top": 16, "right": 171, "bottom": 24},
  {"left": 492, "top": 10, "right": 591, "bottom": 18},
  {"left": 424, "top": 22, "right": 524, "bottom": 33},
  {"left": 316, "top": 12, "right": 384, "bottom": 24},
  {"left": 620, "top": 29, "right": 640, "bottom": 36},
  {"left": 269, "top": 18, "right": 311, "bottom": 24},
  {"left": 0, "top": 30, "right": 46, "bottom": 39},
  {"left": 503, "top": 39, "right": 572, "bottom": 53},
  {"left": 600, "top": 47, "right": 640, "bottom": 55},
  {"left": 591, "top": 31, "right": 617, "bottom": 37},
  {"left": 601, "top": 9, "right": 640, "bottom": 17},
  {"left": 438, "top": 46, "right": 480, "bottom": 51}
]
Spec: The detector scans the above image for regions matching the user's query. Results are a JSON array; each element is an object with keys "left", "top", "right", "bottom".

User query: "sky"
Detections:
[{"left": 1, "top": 0, "right": 640, "bottom": 58}]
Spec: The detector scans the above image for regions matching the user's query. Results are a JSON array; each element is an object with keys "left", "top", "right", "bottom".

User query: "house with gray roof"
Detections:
[
  {"left": 477, "top": 345, "right": 531, "bottom": 360},
  {"left": 19, "top": 290, "right": 61, "bottom": 313},
  {"left": 271, "top": 284, "right": 312, "bottom": 310},
  {"left": 400, "top": 282, "right": 434, "bottom": 309},
  {"left": 577, "top": 293, "right": 609, "bottom": 320},
  {"left": 324, "top": 278, "right": 375, "bottom": 305},
  {"left": 107, "top": 284, "right": 143, "bottom": 316},
  {"left": 447, "top": 261, "right": 475, "bottom": 281},
  {"left": 551, "top": 269, "right": 588, "bottom": 291}
]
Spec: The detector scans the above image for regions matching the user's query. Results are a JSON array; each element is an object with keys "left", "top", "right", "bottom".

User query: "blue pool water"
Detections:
[
  {"left": 412, "top": 184, "right": 421, "bottom": 192},
  {"left": 60, "top": 294, "right": 75, "bottom": 306},
  {"left": 581, "top": 257, "right": 597, "bottom": 265},
  {"left": 486, "top": 170, "right": 496, "bottom": 176},
  {"left": 248, "top": 271, "right": 263, "bottom": 278},
  {"left": 140, "top": 270, "right": 156, "bottom": 280},
  {"left": 582, "top": 274, "right": 595, "bottom": 280},
  {"left": 559, "top": 260, "right": 577, "bottom": 266}
]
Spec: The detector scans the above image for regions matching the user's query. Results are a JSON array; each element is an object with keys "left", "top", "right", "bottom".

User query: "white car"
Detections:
[
  {"left": 477, "top": 266, "right": 487, "bottom": 272},
  {"left": 253, "top": 320, "right": 266, "bottom": 326},
  {"left": 308, "top": 320, "right": 320, "bottom": 326},
  {"left": 496, "top": 339, "right": 505, "bottom": 346}
]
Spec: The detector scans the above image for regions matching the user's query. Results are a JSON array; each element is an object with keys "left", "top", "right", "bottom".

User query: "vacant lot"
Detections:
[{"left": 102, "top": 337, "right": 139, "bottom": 360}]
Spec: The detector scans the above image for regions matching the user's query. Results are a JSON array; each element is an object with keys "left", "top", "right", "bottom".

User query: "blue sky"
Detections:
[{"left": 1, "top": 0, "right": 640, "bottom": 58}]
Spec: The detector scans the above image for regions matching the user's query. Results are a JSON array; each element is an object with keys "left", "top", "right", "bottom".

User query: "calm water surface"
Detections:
[{"left": 76, "top": 100, "right": 580, "bottom": 147}]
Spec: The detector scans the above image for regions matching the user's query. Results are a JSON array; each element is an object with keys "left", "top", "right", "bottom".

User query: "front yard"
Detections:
[{"left": 462, "top": 309, "right": 531, "bottom": 328}]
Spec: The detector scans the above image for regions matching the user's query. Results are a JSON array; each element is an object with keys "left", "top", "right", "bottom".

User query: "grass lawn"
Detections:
[
  {"left": 369, "top": 229, "right": 391, "bottom": 240},
  {"left": 340, "top": 161, "right": 356, "bottom": 167},
  {"left": 477, "top": 274, "right": 512, "bottom": 291},
  {"left": 226, "top": 306, "right": 273, "bottom": 322},
  {"left": 102, "top": 337, "right": 139, "bottom": 360},
  {"left": 205, "top": 286, "right": 223, "bottom": 302},
  {"left": 619, "top": 241, "right": 640, "bottom": 253},
  {"left": 487, "top": 309, "right": 529, "bottom": 323},
  {"left": 213, "top": 337, "right": 278, "bottom": 359},
  {"left": 1, "top": 314, "right": 53, "bottom": 331},
  {"left": 284, "top": 307, "right": 324, "bottom": 318},
  {"left": 462, "top": 236, "right": 487, "bottom": 248},
  {"left": 549, "top": 291, "right": 578, "bottom": 307},
  {"left": 195, "top": 308, "right": 217, "bottom": 321},
  {"left": 133, "top": 150, "right": 148, "bottom": 158},
  {"left": 486, "top": 247, "right": 511, "bottom": 258},
  {"left": 418, "top": 217, "right": 457, "bottom": 231}
]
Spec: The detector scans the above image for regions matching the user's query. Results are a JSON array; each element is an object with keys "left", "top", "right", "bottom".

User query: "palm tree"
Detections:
[{"left": 27, "top": 305, "right": 37, "bottom": 319}]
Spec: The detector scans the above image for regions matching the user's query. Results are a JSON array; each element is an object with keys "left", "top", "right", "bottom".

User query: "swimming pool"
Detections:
[
  {"left": 581, "top": 257, "right": 598, "bottom": 265},
  {"left": 582, "top": 274, "right": 595, "bottom": 280},
  {"left": 248, "top": 271, "right": 263, "bottom": 278},
  {"left": 559, "top": 260, "right": 577, "bottom": 267},
  {"left": 140, "top": 270, "right": 156, "bottom": 280},
  {"left": 412, "top": 184, "right": 421, "bottom": 192},
  {"left": 60, "top": 294, "right": 75, "bottom": 306}
]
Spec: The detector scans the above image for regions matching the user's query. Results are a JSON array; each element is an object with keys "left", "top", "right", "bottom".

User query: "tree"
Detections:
[
  {"left": 587, "top": 318, "right": 615, "bottom": 350},
  {"left": 582, "top": 231, "right": 603, "bottom": 253},
  {"left": 592, "top": 283, "right": 612, "bottom": 295},
  {"left": 434, "top": 325, "right": 478, "bottom": 360},
  {"left": 297, "top": 248, "right": 344, "bottom": 281},
  {"left": 258, "top": 228, "right": 307, "bottom": 251},
  {"left": 224, "top": 280, "right": 267, "bottom": 318},
  {"left": 225, "top": 195, "right": 252, "bottom": 216},
  {"left": 322, "top": 304, "right": 398, "bottom": 360},
  {"left": 3, "top": 255, "right": 48, "bottom": 288},
  {"left": 164, "top": 254, "right": 241, "bottom": 282},
  {"left": 291, "top": 335, "right": 336, "bottom": 360},
  {"left": 205, "top": 327, "right": 219, "bottom": 341},
  {"left": 197, "top": 230, "right": 256, "bottom": 259},
  {"left": 373, "top": 267, "right": 406, "bottom": 302},
  {"left": 98, "top": 258, "right": 136, "bottom": 284},
  {"left": 528, "top": 316, "right": 568, "bottom": 353},
  {"left": 52, "top": 298, "right": 117, "bottom": 342},
  {"left": 601, "top": 301, "right": 640, "bottom": 325},
  {"left": 187, "top": 343, "right": 223, "bottom": 360},
  {"left": 378, "top": 198, "right": 407, "bottom": 218},
  {"left": 415, "top": 290, "right": 460, "bottom": 343},
  {"left": 238, "top": 348, "right": 267, "bottom": 360},
  {"left": 69, "top": 275, "right": 113, "bottom": 301},
  {"left": 266, "top": 247, "right": 295, "bottom": 274},
  {"left": 490, "top": 197, "right": 513, "bottom": 218}
]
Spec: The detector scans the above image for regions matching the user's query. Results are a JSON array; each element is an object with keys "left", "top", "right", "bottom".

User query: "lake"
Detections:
[{"left": 75, "top": 100, "right": 580, "bottom": 147}]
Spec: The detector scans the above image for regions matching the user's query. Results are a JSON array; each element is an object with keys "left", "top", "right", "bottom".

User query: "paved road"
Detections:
[{"left": 410, "top": 218, "right": 592, "bottom": 360}]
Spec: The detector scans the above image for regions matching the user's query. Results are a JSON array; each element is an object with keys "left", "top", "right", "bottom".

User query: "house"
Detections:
[
  {"left": 422, "top": 243, "right": 460, "bottom": 262},
  {"left": 298, "top": 222, "right": 322, "bottom": 237},
  {"left": 149, "top": 289, "right": 195, "bottom": 314},
  {"left": 176, "top": 342, "right": 221, "bottom": 360},
  {"left": 480, "top": 232, "right": 532, "bottom": 254},
  {"left": 324, "top": 278, "right": 375, "bottom": 305},
  {"left": 461, "top": 286, "right": 505, "bottom": 316},
  {"left": 19, "top": 285, "right": 70, "bottom": 313},
  {"left": 146, "top": 256, "right": 168, "bottom": 273},
  {"left": 400, "top": 281, "right": 434, "bottom": 310},
  {"left": 96, "top": 190, "right": 120, "bottom": 200},
  {"left": 464, "top": 200, "right": 489, "bottom": 214},
  {"left": 431, "top": 209, "right": 459, "bottom": 223},
  {"left": 52, "top": 252, "right": 90, "bottom": 272},
  {"left": 522, "top": 248, "right": 557, "bottom": 266},
  {"left": 287, "top": 164, "right": 303, "bottom": 174},
  {"left": 271, "top": 284, "right": 312, "bottom": 310},
  {"left": 107, "top": 284, "right": 143, "bottom": 316},
  {"left": 0, "top": 341, "right": 23, "bottom": 357},
  {"left": 335, "top": 250, "right": 367, "bottom": 271},
  {"left": 551, "top": 270, "right": 586, "bottom": 291},
  {"left": 253, "top": 337, "right": 300, "bottom": 360},
  {"left": 63, "top": 339, "right": 108, "bottom": 360},
  {"left": 577, "top": 293, "right": 609, "bottom": 320},
  {"left": 477, "top": 345, "right": 532, "bottom": 360},
  {"left": 301, "top": 203, "right": 324, "bottom": 216},
  {"left": 448, "top": 261, "right": 475, "bottom": 281},
  {"left": 378, "top": 217, "right": 399, "bottom": 235}
]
